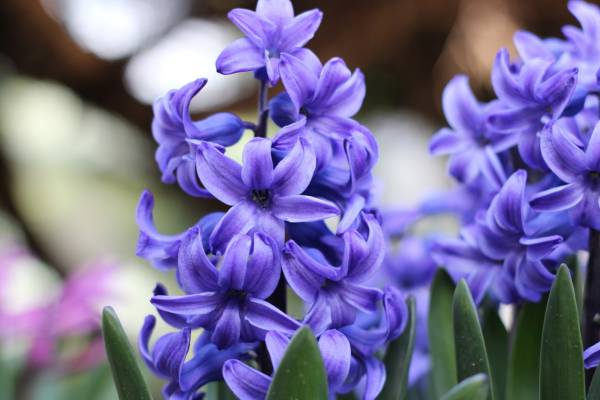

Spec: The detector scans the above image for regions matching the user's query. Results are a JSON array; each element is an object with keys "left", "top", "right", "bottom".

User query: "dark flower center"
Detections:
[
  {"left": 252, "top": 189, "right": 271, "bottom": 208},
  {"left": 228, "top": 289, "right": 248, "bottom": 300},
  {"left": 587, "top": 171, "right": 600, "bottom": 190}
]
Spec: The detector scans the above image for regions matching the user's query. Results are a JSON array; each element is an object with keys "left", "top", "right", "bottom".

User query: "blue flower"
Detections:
[
  {"left": 152, "top": 79, "right": 245, "bottom": 196},
  {"left": 223, "top": 329, "right": 352, "bottom": 400},
  {"left": 139, "top": 315, "right": 253, "bottom": 399},
  {"left": 135, "top": 190, "right": 223, "bottom": 270},
  {"left": 216, "top": 0, "right": 323, "bottom": 85},
  {"left": 282, "top": 213, "right": 384, "bottom": 332},
  {"left": 530, "top": 122, "right": 600, "bottom": 229},
  {"left": 270, "top": 56, "right": 367, "bottom": 166},
  {"left": 487, "top": 48, "right": 578, "bottom": 169},
  {"left": 429, "top": 75, "right": 515, "bottom": 187},
  {"left": 150, "top": 230, "right": 300, "bottom": 349},
  {"left": 195, "top": 137, "right": 339, "bottom": 252},
  {"left": 477, "top": 170, "right": 563, "bottom": 301}
]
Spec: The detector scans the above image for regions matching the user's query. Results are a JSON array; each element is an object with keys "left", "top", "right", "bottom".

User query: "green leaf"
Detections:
[
  {"left": 540, "top": 265, "right": 585, "bottom": 400},
  {"left": 205, "top": 380, "right": 236, "bottom": 400},
  {"left": 506, "top": 299, "right": 546, "bottom": 400},
  {"left": 379, "top": 296, "right": 417, "bottom": 400},
  {"left": 589, "top": 367, "right": 600, "bottom": 399},
  {"left": 482, "top": 308, "right": 507, "bottom": 400},
  {"left": 440, "top": 374, "right": 489, "bottom": 400},
  {"left": 428, "top": 269, "right": 457, "bottom": 397},
  {"left": 101, "top": 306, "right": 152, "bottom": 400},
  {"left": 266, "top": 326, "right": 328, "bottom": 400},
  {"left": 453, "top": 280, "right": 493, "bottom": 399}
]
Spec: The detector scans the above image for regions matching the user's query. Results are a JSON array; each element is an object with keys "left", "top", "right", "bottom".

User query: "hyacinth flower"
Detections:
[
  {"left": 530, "top": 122, "right": 600, "bottom": 230},
  {"left": 282, "top": 213, "right": 384, "bottom": 332},
  {"left": 487, "top": 48, "right": 578, "bottom": 169},
  {"left": 195, "top": 137, "right": 339, "bottom": 251},
  {"left": 136, "top": 190, "right": 223, "bottom": 270},
  {"left": 216, "top": 0, "right": 323, "bottom": 85},
  {"left": 429, "top": 75, "right": 515, "bottom": 187},
  {"left": 270, "top": 55, "right": 366, "bottom": 165},
  {"left": 477, "top": 170, "right": 564, "bottom": 301},
  {"left": 152, "top": 79, "right": 245, "bottom": 197},
  {"left": 139, "top": 316, "right": 253, "bottom": 399},
  {"left": 151, "top": 230, "right": 300, "bottom": 349},
  {"left": 223, "top": 329, "right": 352, "bottom": 400}
]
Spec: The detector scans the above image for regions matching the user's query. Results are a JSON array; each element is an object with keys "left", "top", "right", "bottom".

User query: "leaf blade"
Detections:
[
  {"left": 482, "top": 308, "right": 508, "bottom": 400},
  {"left": 441, "top": 374, "right": 489, "bottom": 400},
  {"left": 379, "top": 296, "right": 417, "bottom": 400},
  {"left": 428, "top": 269, "right": 458, "bottom": 397},
  {"left": 540, "top": 265, "right": 585, "bottom": 400},
  {"left": 266, "top": 326, "right": 328, "bottom": 400},
  {"left": 453, "top": 280, "right": 494, "bottom": 399},
  {"left": 101, "top": 306, "right": 152, "bottom": 400}
]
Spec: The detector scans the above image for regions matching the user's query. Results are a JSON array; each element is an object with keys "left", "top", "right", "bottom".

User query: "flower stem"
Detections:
[
  {"left": 255, "top": 80, "right": 269, "bottom": 138},
  {"left": 585, "top": 228, "right": 600, "bottom": 386}
]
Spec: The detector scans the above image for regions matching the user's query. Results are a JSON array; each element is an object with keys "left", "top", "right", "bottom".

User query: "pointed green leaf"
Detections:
[
  {"left": 540, "top": 265, "right": 585, "bottom": 400},
  {"left": 482, "top": 308, "right": 507, "bottom": 400},
  {"left": 441, "top": 374, "right": 489, "bottom": 400},
  {"left": 380, "top": 296, "right": 417, "bottom": 400},
  {"left": 205, "top": 380, "right": 236, "bottom": 400},
  {"left": 428, "top": 269, "right": 457, "bottom": 397},
  {"left": 506, "top": 298, "right": 546, "bottom": 400},
  {"left": 101, "top": 306, "right": 152, "bottom": 400},
  {"left": 266, "top": 326, "right": 328, "bottom": 400},
  {"left": 453, "top": 280, "right": 493, "bottom": 399},
  {"left": 589, "top": 367, "right": 600, "bottom": 399}
]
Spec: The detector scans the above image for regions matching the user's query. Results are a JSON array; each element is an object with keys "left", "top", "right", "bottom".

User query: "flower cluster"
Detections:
[
  {"left": 425, "top": 0, "right": 600, "bottom": 370},
  {"left": 135, "top": 1, "right": 406, "bottom": 399}
]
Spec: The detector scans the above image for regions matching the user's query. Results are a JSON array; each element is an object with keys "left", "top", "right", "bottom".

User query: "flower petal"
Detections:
[
  {"left": 244, "top": 233, "right": 281, "bottom": 298},
  {"left": 279, "top": 52, "right": 319, "bottom": 111},
  {"left": 540, "top": 124, "right": 587, "bottom": 182},
  {"left": 245, "top": 298, "right": 301, "bottom": 336},
  {"left": 282, "top": 242, "right": 326, "bottom": 301},
  {"left": 341, "top": 283, "right": 382, "bottom": 312},
  {"left": 489, "top": 170, "right": 527, "bottom": 233},
  {"left": 271, "top": 194, "right": 339, "bottom": 222},
  {"left": 429, "top": 128, "right": 467, "bottom": 155},
  {"left": 211, "top": 299, "right": 242, "bottom": 348},
  {"left": 442, "top": 75, "right": 482, "bottom": 134},
  {"left": 530, "top": 182, "right": 585, "bottom": 211},
  {"left": 210, "top": 201, "right": 259, "bottom": 253},
  {"left": 265, "top": 331, "right": 290, "bottom": 371},
  {"left": 311, "top": 58, "right": 352, "bottom": 110},
  {"left": 223, "top": 359, "right": 271, "bottom": 400},
  {"left": 176, "top": 228, "right": 219, "bottom": 293},
  {"left": 242, "top": 137, "right": 274, "bottom": 189},
  {"left": 151, "top": 292, "right": 224, "bottom": 316},
  {"left": 521, "top": 235, "right": 563, "bottom": 260},
  {"left": 363, "top": 356, "right": 386, "bottom": 400},
  {"left": 280, "top": 9, "right": 323, "bottom": 50},
  {"left": 318, "top": 330, "right": 351, "bottom": 390},
  {"left": 586, "top": 121, "right": 600, "bottom": 171},
  {"left": 216, "top": 38, "right": 264, "bottom": 75},
  {"left": 272, "top": 137, "right": 316, "bottom": 196},
  {"left": 196, "top": 142, "right": 247, "bottom": 205},
  {"left": 228, "top": 9, "right": 271, "bottom": 48},
  {"left": 584, "top": 342, "right": 600, "bottom": 369},
  {"left": 256, "top": 0, "right": 294, "bottom": 24},
  {"left": 219, "top": 234, "right": 252, "bottom": 291}
]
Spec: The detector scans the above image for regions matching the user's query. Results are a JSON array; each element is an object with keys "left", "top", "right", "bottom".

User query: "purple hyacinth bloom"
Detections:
[
  {"left": 223, "top": 329, "right": 353, "bottom": 400},
  {"left": 487, "top": 48, "right": 578, "bottom": 169},
  {"left": 151, "top": 230, "right": 300, "bottom": 349},
  {"left": 270, "top": 55, "right": 366, "bottom": 165},
  {"left": 152, "top": 79, "right": 245, "bottom": 197},
  {"left": 478, "top": 170, "right": 563, "bottom": 302},
  {"left": 584, "top": 341, "right": 600, "bottom": 369},
  {"left": 216, "top": 0, "right": 323, "bottom": 85},
  {"left": 282, "top": 213, "right": 384, "bottom": 332},
  {"left": 135, "top": 190, "right": 223, "bottom": 270},
  {"left": 139, "top": 316, "right": 253, "bottom": 399},
  {"left": 429, "top": 75, "right": 515, "bottom": 187},
  {"left": 530, "top": 122, "right": 600, "bottom": 229},
  {"left": 432, "top": 225, "right": 518, "bottom": 304},
  {"left": 195, "top": 137, "right": 339, "bottom": 252}
]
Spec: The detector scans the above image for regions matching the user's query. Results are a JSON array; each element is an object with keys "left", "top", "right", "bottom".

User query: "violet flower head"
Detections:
[
  {"left": 195, "top": 137, "right": 339, "bottom": 252},
  {"left": 487, "top": 48, "right": 578, "bottom": 169},
  {"left": 151, "top": 230, "right": 300, "bottom": 349},
  {"left": 152, "top": 79, "right": 245, "bottom": 197},
  {"left": 270, "top": 56, "right": 366, "bottom": 164},
  {"left": 223, "top": 329, "right": 352, "bottom": 400},
  {"left": 478, "top": 170, "right": 563, "bottom": 302},
  {"left": 216, "top": 0, "right": 323, "bottom": 85},
  {"left": 429, "top": 75, "right": 514, "bottom": 187},
  {"left": 282, "top": 213, "right": 384, "bottom": 332},
  {"left": 140, "top": 316, "right": 254, "bottom": 399},
  {"left": 135, "top": 190, "right": 223, "bottom": 270},
  {"left": 531, "top": 122, "right": 600, "bottom": 229}
]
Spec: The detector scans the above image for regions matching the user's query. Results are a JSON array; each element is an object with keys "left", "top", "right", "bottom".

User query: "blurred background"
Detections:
[{"left": 0, "top": 0, "right": 578, "bottom": 398}]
